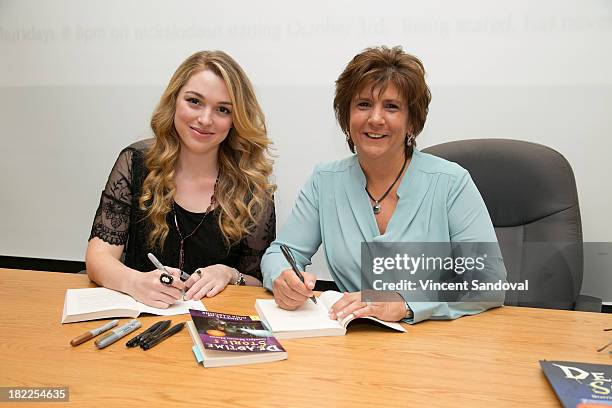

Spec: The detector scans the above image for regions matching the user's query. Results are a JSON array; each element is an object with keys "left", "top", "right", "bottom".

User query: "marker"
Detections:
[
  {"left": 147, "top": 253, "right": 190, "bottom": 281},
  {"left": 138, "top": 320, "right": 172, "bottom": 347},
  {"left": 147, "top": 253, "right": 170, "bottom": 274},
  {"left": 141, "top": 322, "right": 185, "bottom": 350},
  {"left": 148, "top": 253, "right": 190, "bottom": 301},
  {"left": 125, "top": 320, "right": 171, "bottom": 348},
  {"left": 95, "top": 319, "right": 142, "bottom": 349},
  {"left": 70, "top": 319, "right": 118, "bottom": 346}
]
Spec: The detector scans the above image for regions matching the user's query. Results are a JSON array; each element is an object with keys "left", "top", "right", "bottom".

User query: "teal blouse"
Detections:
[{"left": 261, "top": 149, "right": 507, "bottom": 323}]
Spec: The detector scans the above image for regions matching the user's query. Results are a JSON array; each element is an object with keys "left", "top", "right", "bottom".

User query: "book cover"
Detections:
[
  {"left": 190, "top": 309, "right": 285, "bottom": 353},
  {"left": 188, "top": 310, "right": 287, "bottom": 367},
  {"left": 540, "top": 360, "right": 612, "bottom": 407}
]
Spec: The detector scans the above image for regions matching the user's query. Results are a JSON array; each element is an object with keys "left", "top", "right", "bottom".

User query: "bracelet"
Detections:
[{"left": 233, "top": 269, "right": 246, "bottom": 286}]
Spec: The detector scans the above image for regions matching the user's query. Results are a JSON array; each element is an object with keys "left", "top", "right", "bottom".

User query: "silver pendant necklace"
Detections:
[{"left": 364, "top": 153, "right": 407, "bottom": 215}]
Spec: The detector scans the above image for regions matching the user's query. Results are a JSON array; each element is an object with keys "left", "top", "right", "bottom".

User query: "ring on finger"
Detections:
[
  {"left": 365, "top": 300, "right": 372, "bottom": 308},
  {"left": 159, "top": 273, "right": 173, "bottom": 286}
]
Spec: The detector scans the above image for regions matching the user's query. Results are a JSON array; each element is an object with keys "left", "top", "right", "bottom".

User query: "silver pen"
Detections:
[
  {"left": 147, "top": 253, "right": 189, "bottom": 300},
  {"left": 95, "top": 319, "right": 142, "bottom": 349},
  {"left": 147, "top": 252, "right": 169, "bottom": 273},
  {"left": 147, "top": 253, "right": 190, "bottom": 281}
]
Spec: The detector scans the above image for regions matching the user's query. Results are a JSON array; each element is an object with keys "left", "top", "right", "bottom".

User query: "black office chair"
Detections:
[{"left": 423, "top": 139, "right": 601, "bottom": 312}]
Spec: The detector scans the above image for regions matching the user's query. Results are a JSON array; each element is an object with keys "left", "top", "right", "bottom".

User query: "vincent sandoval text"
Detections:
[{"left": 373, "top": 279, "right": 529, "bottom": 291}]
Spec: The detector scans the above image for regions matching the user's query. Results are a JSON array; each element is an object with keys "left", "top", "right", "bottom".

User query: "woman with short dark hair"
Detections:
[{"left": 262, "top": 46, "right": 506, "bottom": 323}]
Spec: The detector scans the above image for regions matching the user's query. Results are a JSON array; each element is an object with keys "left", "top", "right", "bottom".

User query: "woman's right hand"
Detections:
[
  {"left": 272, "top": 269, "right": 317, "bottom": 310},
  {"left": 128, "top": 267, "right": 186, "bottom": 309}
]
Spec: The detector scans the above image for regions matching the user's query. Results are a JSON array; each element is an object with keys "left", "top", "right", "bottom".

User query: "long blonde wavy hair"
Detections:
[{"left": 139, "top": 50, "right": 275, "bottom": 249}]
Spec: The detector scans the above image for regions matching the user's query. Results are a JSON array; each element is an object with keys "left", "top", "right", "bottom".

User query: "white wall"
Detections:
[{"left": 1, "top": 0, "right": 610, "bottom": 298}]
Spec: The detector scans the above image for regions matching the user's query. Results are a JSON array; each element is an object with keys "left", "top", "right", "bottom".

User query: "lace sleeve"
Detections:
[
  {"left": 237, "top": 198, "right": 276, "bottom": 281},
  {"left": 89, "top": 149, "right": 134, "bottom": 246}
]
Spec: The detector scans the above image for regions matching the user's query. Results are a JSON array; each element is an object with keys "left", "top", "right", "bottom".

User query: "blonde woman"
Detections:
[{"left": 86, "top": 51, "right": 275, "bottom": 308}]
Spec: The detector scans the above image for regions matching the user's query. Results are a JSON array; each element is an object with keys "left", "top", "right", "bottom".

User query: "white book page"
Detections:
[
  {"left": 257, "top": 299, "right": 342, "bottom": 332},
  {"left": 318, "top": 291, "right": 358, "bottom": 328},
  {"left": 318, "top": 291, "right": 343, "bottom": 311},
  {"left": 138, "top": 299, "right": 206, "bottom": 316},
  {"left": 318, "top": 291, "right": 406, "bottom": 332},
  {"left": 65, "top": 288, "right": 136, "bottom": 315}
]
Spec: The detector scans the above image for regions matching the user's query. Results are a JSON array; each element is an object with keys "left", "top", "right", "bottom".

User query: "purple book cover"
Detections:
[
  {"left": 189, "top": 310, "right": 286, "bottom": 353},
  {"left": 540, "top": 360, "right": 612, "bottom": 407}
]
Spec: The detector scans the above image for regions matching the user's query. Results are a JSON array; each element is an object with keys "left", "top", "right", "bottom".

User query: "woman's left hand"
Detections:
[
  {"left": 183, "top": 265, "right": 236, "bottom": 300},
  {"left": 328, "top": 291, "right": 407, "bottom": 322}
]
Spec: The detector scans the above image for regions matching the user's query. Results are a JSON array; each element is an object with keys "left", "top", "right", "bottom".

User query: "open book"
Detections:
[
  {"left": 187, "top": 310, "right": 287, "bottom": 368},
  {"left": 255, "top": 291, "right": 406, "bottom": 339},
  {"left": 61, "top": 287, "right": 206, "bottom": 323}
]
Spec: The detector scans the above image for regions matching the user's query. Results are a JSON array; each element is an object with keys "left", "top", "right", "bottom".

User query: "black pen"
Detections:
[
  {"left": 138, "top": 320, "right": 172, "bottom": 347},
  {"left": 141, "top": 322, "right": 185, "bottom": 350},
  {"left": 280, "top": 244, "right": 317, "bottom": 304},
  {"left": 125, "top": 320, "right": 170, "bottom": 348},
  {"left": 125, "top": 320, "right": 162, "bottom": 348}
]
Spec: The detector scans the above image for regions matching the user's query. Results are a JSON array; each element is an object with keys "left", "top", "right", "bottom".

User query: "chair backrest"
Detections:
[{"left": 423, "top": 139, "right": 583, "bottom": 309}]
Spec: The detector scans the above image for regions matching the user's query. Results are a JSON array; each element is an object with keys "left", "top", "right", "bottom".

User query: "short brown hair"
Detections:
[{"left": 333, "top": 46, "right": 432, "bottom": 153}]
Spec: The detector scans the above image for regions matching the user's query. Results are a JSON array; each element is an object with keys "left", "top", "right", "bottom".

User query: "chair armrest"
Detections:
[{"left": 574, "top": 294, "right": 602, "bottom": 312}]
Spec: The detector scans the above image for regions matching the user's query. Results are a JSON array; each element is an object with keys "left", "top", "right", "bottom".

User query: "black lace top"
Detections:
[{"left": 89, "top": 140, "right": 275, "bottom": 281}]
